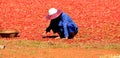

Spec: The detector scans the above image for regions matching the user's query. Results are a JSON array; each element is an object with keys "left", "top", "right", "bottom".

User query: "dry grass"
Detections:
[
  {"left": 0, "top": 39, "right": 120, "bottom": 58},
  {"left": 0, "top": 39, "right": 120, "bottom": 49},
  {"left": 100, "top": 54, "right": 120, "bottom": 58}
]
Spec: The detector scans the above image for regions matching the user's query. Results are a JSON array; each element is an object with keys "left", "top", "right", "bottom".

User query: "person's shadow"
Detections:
[{"left": 42, "top": 35, "right": 59, "bottom": 38}]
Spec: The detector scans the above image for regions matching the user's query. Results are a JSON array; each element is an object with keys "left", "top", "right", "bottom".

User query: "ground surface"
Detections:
[
  {"left": 0, "top": 47, "right": 120, "bottom": 58},
  {"left": 0, "top": 39, "right": 120, "bottom": 58},
  {"left": 0, "top": 0, "right": 120, "bottom": 58}
]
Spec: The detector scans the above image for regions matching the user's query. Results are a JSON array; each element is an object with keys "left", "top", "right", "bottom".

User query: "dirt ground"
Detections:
[
  {"left": 0, "top": 0, "right": 120, "bottom": 58},
  {"left": 0, "top": 47, "right": 120, "bottom": 58},
  {"left": 0, "top": 39, "right": 120, "bottom": 58}
]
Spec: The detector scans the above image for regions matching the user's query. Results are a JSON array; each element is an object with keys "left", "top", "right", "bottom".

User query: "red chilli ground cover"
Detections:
[{"left": 0, "top": 0, "right": 120, "bottom": 43}]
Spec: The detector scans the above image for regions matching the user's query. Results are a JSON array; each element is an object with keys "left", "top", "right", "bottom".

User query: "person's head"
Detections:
[{"left": 46, "top": 8, "right": 62, "bottom": 20}]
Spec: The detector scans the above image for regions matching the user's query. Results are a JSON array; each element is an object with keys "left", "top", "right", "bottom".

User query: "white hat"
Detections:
[
  {"left": 48, "top": 8, "right": 58, "bottom": 15},
  {"left": 46, "top": 8, "right": 62, "bottom": 20}
]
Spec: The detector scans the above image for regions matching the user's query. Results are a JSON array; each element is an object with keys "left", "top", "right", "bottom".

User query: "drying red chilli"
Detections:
[{"left": 0, "top": 0, "right": 119, "bottom": 43}]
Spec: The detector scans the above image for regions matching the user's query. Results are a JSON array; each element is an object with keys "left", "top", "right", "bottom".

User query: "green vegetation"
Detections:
[{"left": 0, "top": 39, "right": 120, "bottom": 49}]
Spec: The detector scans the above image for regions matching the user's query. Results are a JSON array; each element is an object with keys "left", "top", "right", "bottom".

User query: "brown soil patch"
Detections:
[{"left": 0, "top": 47, "right": 120, "bottom": 58}]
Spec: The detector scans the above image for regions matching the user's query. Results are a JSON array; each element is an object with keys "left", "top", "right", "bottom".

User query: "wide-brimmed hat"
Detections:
[{"left": 46, "top": 8, "right": 62, "bottom": 20}]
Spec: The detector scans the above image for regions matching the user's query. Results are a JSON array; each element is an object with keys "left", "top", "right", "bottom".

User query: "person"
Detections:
[{"left": 43, "top": 8, "right": 78, "bottom": 39}]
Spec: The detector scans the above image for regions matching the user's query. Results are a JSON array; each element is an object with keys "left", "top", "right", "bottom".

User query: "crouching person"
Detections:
[{"left": 44, "top": 8, "right": 78, "bottom": 39}]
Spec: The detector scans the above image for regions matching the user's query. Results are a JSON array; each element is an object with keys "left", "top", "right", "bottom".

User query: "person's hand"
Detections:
[
  {"left": 42, "top": 32, "right": 49, "bottom": 38},
  {"left": 42, "top": 32, "right": 47, "bottom": 38},
  {"left": 42, "top": 32, "right": 51, "bottom": 38}
]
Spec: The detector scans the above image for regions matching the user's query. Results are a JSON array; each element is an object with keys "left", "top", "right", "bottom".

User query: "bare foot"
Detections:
[{"left": 55, "top": 37, "right": 60, "bottom": 39}]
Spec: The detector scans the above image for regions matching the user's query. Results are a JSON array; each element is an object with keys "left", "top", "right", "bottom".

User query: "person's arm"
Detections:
[
  {"left": 46, "top": 26, "right": 51, "bottom": 33},
  {"left": 62, "top": 14, "right": 70, "bottom": 39},
  {"left": 46, "top": 21, "right": 52, "bottom": 33},
  {"left": 43, "top": 21, "right": 52, "bottom": 37},
  {"left": 63, "top": 21, "right": 69, "bottom": 39},
  {"left": 62, "top": 13, "right": 73, "bottom": 39}
]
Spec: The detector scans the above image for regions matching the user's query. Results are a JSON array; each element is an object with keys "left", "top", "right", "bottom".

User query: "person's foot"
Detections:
[
  {"left": 64, "top": 37, "right": 68, "bottom": 39},
  {"left": 55, "top": 37, "right": 60, "bottom": 39}
]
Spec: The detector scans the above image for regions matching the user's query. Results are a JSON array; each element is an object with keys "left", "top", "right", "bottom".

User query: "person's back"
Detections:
[
  {"left": 55, "top": 12, "right": 78, "bottom": 39},
  {"left": 60, "top": 12, "right": 78, "bottom": 29}
]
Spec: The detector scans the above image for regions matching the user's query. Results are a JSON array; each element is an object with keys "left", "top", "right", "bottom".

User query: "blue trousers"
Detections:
[{"left": 59, "top": 24, "right": 78, "bottom": 39}]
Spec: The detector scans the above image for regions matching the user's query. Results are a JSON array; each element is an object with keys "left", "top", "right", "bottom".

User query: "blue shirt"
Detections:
[{"left": 46, "top": 12, "right": 78, "bottom": 37}]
